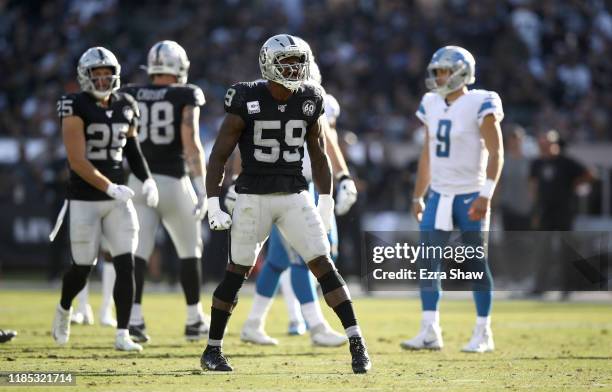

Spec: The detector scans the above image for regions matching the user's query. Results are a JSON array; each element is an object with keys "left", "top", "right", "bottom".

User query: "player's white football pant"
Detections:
[
  {"left": 52, "top": 305, "right": 71, "bottom": 345},
  {"left": 115, "top": 334, "right": 143, "bottom": 352},
  {"left": 400, "top": 321, "right": 443, "bottom": 350},
  {"left": 240, "top": 320, "right": 278, "bottom": 346},
  {"left": 310, "top": 322, "right": 347, "bottom": 347},
  {"left": 462, "top": 324, "right": 494, "bottom": 353}
]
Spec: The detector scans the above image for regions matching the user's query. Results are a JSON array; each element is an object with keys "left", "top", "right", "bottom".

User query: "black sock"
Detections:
[
  {"left": 208, "top": 307, "right": 231, "bottom": 342},
  {"left": 60, "top": 264, "right": 92, "bottom": 310},
  {"left": 133, "top": 256, "right": 146, "bottom": 304},
  {"left": 180, "top": 258, "right": 201, "bottom": 305},
  {"left": 333, "top": 300, "right": 358, "bottom": 330},
  {"left": 113, "top": 253, "right": 134, "bottom": 329}
]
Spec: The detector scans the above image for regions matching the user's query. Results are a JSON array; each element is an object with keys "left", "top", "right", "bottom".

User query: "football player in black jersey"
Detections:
[
  {"left": 51, "top": 47, "right": 158, "bottom": 352},
  {"left": 200, "top": 34, "right": 370, "bottom": 374},
  {"left": 119, "top": 41, "right": 209, "bottom": 343}
]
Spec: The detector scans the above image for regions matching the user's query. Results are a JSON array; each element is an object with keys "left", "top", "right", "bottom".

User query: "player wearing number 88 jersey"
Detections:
[{"left": 118, "top": 40, "right": 210, "bottom": 343}]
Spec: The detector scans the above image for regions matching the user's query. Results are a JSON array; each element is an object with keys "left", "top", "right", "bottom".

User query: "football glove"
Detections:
[
  {"left": 106, "top": 183, "right": 135, "bottom": 202},
  {"left": 141, "top": 178, "right": 159, "bottom": 208},
  {"left": 208, "top": 197, "right": 232, "bottom": 230},
  {"left": 224, "top": 184, "right": 237, "bottom": 215},
  {"left": 335, "top": 175, "right": 357, "bottom": 215},
  {"left": 192, "top": 176, "right": 207, "bottom": 220},
  {"left": 317, "top": 194, "right": 334, "bottom": 232}
]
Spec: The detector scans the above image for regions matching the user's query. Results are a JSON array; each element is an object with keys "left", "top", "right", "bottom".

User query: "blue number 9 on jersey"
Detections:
[{"left": 435, "top": 119, "right": 452, "bottom": 157}]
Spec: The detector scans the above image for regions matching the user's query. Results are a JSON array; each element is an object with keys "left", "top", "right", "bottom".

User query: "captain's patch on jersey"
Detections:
[{"left": 247, "top": 100, "right": 260, "bottom": 114}]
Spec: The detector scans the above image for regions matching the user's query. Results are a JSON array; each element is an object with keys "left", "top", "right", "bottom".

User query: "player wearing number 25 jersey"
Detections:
[
  {"left": 52, "top": 46, "right": 158, "bottom": 352},
  {"left": 401, "top": 46, "right": 504, "bottom": 354},
  {"left": 119, "top": 40, "right": 209, "bottom": 343},
  {"left": 200, "top": 34, "right": 370, "bottom": 374}
]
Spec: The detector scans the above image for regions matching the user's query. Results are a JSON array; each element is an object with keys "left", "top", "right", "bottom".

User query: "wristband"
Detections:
[
  {"left": 208, "top": 196, "right": 221, "bottom": 213},
  {"left": 479, "top": 179, "right": 497, "bottom": 200},
  {"left": 412, "top": 197, "right": 423, "bottom": 204}
]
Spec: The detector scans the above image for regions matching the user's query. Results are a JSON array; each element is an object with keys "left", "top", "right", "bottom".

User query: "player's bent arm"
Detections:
[
  {"left": 307, "top": 115, "right": 333, "bottom": 195},
  {"left": 62, "top": 115, "right": 112, "bottom": 192},
  {"left": 206, "top": 113, "right": 244, "bottom": 197},
  {"left": 125, "top": 125, "right": 153, "bottom": 182},
  {"left": 413, "top": 126, "right": 431, "bottom": 200},
  {"left": 182, "top": 106, "right": 206, "bottom": 185},
  {"left": 480, "top": 114, "right": 504, "bottom": 193}
]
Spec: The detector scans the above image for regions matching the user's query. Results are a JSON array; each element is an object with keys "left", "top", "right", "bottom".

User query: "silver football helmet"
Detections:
[
  {"left": 425, "top": 46, "right": 476, "bottom": 96},
  {"left": 146, "top": 40, "right": 190, "bottom": 84},
  {"left": 295, "top": 36, "right": 322, "bottom": 84},
  {"left": 77, "top": 47, "right": 121, "bottom": 99},
  {"left": 259, "top": 34, "right": 310, "bottom": 92}
]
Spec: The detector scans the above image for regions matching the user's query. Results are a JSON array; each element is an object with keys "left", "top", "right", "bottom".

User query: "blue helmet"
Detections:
[{"left": 425, "top": 46, "right": 475, "bottom": 96}]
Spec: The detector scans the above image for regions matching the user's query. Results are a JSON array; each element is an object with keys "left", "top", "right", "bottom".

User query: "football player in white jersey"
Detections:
[{"left": 400, "top": 46, "right": 504, "bottom": 353}]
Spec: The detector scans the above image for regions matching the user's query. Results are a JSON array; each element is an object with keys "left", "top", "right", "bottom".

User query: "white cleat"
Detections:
[
  {"left": 99, "top": 310, "right": 117, "bottom": 328},
  {"left": 400, "top": 321, "right": 444, "bottom": 350},
  {"left": 115, "top": 334, "right": 143, "bottom": 352},
  {"left": 462, "top": 324, "right": 495, "bottom": 353},
  {"left": 310, "top": 322, "right": 348, "bottom": 347},
  {"left": 72, "top": 304, "right": 94, "bottom": 325},
  {"left": 240, "top": 319, "right": 278, "bottom": 346},
  {"left": 52, "top": 305, "right": 72, "bottom": 346}
]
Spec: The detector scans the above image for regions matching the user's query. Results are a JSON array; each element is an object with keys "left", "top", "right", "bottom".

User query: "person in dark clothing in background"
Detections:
[
  {"left": 500, "top": 125, "right": 532, "bottom": 231},
  {"left": 529, "top": 129, "right": 594, "bottom": 298}
]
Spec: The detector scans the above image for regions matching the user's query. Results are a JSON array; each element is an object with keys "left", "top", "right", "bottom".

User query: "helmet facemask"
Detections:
[
  {"left": 85, "top": 67, "right": 120, "bottom": 99},
  {"left": 259, "top": 35, "right": 310, "bottom": 92},
  {"left": 425, "top": 63, "right": 469, "bottom": 97}
]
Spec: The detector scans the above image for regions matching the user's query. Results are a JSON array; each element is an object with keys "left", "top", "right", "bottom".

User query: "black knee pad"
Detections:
[
  {"left": 71, "top": 264, "right": 93, "bottom": 280},
  {"left": 213, "top": 271, "right": 246, "bottom": 304},
  {"left": 318, "top": 270, "right": 346, "bottom": 294}
]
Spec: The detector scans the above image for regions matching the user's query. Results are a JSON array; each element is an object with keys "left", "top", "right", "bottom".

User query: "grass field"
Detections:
[{"left": 0, "top": 290, "right": 611, "bottom": 391}]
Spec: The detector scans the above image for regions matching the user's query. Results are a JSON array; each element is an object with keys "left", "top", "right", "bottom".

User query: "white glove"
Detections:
[
  {"left": 106, "top": 183, "right": 135, "bottom": 202},
  {"left": 208, "top": 196, "right": 232, "bottom": 230},
  {"left": 192, "top": 176, "right": 207, "bottom": 220},
  {"left": 224, "top": 184, "right": 237, "bottom": 214},
  {"left": 317, "top": 194, "right": 334, "bottom": 232},
  {"left": 141, "top": 178, "right": 159, "bottom": 208},
  {"left": 335, "top": 176, "right": 357, "bottom": 215}
]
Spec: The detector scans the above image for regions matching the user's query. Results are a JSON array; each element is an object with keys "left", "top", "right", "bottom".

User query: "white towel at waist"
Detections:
[{"left": 434, "top": 193, "right": 454, "bottom": 231}]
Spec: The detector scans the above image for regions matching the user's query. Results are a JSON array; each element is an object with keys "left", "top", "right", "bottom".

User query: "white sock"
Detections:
[
  {"left": 280, "top": 270, "right": 303, "bottom": 323},
  {"left": 187, "top": 302, "right": 204, "bottom": 325},
  {"left": 116, "top": 328, "right": 129, "bottom": 339},
  {"left": 345, "top": 325, "right": 362, "bottom": 338},
  {"left": 247, "top": 293, "right": 274, "bottom": 324},
  {"left": 100, "top": 261, "right": 116, "bottom": 316},
  {"left": 76, "top": 282, "right": 89, "bottom": 313},
  {"left": 207, "top": 339, "right": 222, "bottom": 347},
  {"left": 301, "top": 301, "right": 325, "bottom": 328},
  {"left": 423, "top": 310, "right": 440, "bottom": 325},
  {"left": 476, "top": 316, "right": 491, "bottom": 327},
  {"left": 130, "top": 304, "right": 143, "bottom": 325}
]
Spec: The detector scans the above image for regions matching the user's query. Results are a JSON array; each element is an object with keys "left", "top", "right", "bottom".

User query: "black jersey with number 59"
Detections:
[
  {"left": 119, "top": 84, "right": 205, "bottom": 178},
  {"left": 224, "top": 80, "right": 325, "bottom": 194},
  {"left": 57, "top": 91, "right": 139, "bottom": 201}
]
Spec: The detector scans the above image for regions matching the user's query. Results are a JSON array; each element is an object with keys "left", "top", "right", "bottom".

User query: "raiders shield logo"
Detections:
[
  {"left": 122, "top": 106, "right": 134, "bottom": 122},
  {"left": 302, "top": 100, "right": 315, "bottom": 116}
]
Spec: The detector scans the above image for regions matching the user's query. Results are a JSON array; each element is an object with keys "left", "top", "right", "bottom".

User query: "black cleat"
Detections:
[
  {"left": 128, "top": 323, "right": 150, "bottom": 343},
  {"left": 0, "top": 330, "right": 17, "bottom": 343},
  {"left": 200, "top": 345, "right": 233, "bottom": 371},
  {"left": 349, "top": 336, "right": 371, "bottom": 374},
  {"left": 185, "top": 320, "right": 209, "bottom": 342}
]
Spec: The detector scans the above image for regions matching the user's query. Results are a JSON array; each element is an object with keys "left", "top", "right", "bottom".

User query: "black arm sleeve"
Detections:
[{"left": 125, "top": 136, "right": 151, "bottom": 182}]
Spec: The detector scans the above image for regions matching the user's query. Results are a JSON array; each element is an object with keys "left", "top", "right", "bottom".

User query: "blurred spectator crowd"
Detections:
[{"left": 0, "top": 0, "right": 610, "bottom": 212}]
